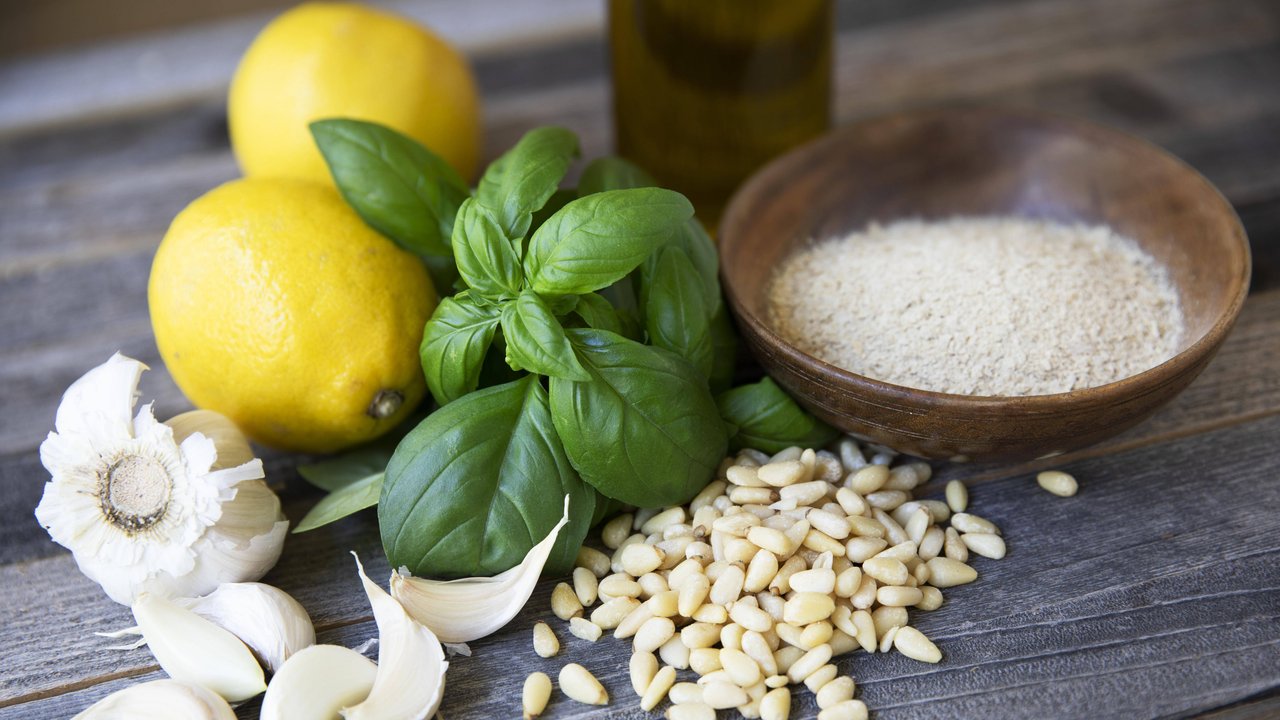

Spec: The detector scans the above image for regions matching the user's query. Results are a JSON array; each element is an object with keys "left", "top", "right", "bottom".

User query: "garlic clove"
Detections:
[
  {"left": 176, "top": 582, "right": 315, "bottom": 673},
  {"left": 260, "top": 644, "right": 378, "bottom": 720},
  {"left": 72, "top": 679, "right": 235, "bottom": 720},
  {"left": 342, "top": 553, "right": 448, "bottom": 720},
  {"left": 166, "top": 409, "right": 255, "bottom": 470},
  {"left": 132, "top": 592, "right": 266, "bottom": 702},
  {"left": 391, "top": 496, "right": 571, "bottom": 643}
]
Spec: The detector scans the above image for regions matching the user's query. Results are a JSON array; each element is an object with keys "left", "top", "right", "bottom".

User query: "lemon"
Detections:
[
  {"left": 228, "top": 2, "right": 481, "bottom": 185},
  {"left": 149, "top": 178, "right": 437, "bottom": 453}
]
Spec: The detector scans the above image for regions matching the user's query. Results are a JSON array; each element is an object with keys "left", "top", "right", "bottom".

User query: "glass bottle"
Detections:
[{"left": 609, "top": 0, "right": 833, "bottom": 228}]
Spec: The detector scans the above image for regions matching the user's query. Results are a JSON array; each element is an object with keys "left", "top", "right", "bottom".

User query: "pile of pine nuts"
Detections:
[{"left": 522, "top": 439, "right": 1007, "bottom": 720}]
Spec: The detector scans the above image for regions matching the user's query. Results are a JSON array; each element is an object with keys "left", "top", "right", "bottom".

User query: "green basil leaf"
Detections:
[
  {"left": 528, "top": 188, "right": 577, "bottom": 242},
  {"left": 672, "top": 220, "right": 722, "bottom": 314},
  {"left": 476, "top": 126, "right": 580, "bottom": 240},
  {"left": 717, "top": 377, "right": 839, "bottom": 454},
  {"left": 420, "top": 292, "right": 501, "bottom": 404},
  {"left": 310, "top": 119, "right": 468, "bottom": 257},
  {"left": 297, "top": 440, "right": 394, "bottom": 492},
  {"left": 294, "top": 472, "right": 383, "bottom": 533},
  {"left": 381, "top": 376, "right": 595, "bottom": 576},
  {"left": 573, "top": 292, "right": 623, "bottom": 335},
  {"left": 707, "top": 305, "right": 739, "bottom": 395},
  {"left": 550, "top": 329, "right": 727, "bottom": 507},
  {"left": 525, "top": 188, "right": 694, "bottom": 296},
  {"left": 577, "top": 156, "right": 657, "bottom": 196},
  {"left": 641, "top": 245, "right": 714, "bottom": 379},
  {"left": 451, "top": 198, "right": 524, "bottom": 300},
  {"left": 500, "top": 291, "right": 589, "bottom": 381}
]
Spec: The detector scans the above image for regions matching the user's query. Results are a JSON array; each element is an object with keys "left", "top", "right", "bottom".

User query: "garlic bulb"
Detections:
[
  {"left": 132, "top": 592, "right": 267, "bottom": 702},
  {"left": 72, "top": 679, "right": 235, "bottom": 720},
  {"left": 34, "top": 354, "right": 288, "bottom": 605},
  {"left": 391, "top": 496, "right": 571, "bottom": 643},
  {"left": 260, "top": 644, "right": 378, "bottom": 720},
  {"left": 343, "top": 553, "right": 448, "bottom": 720},
  {"left": 177, "top": 582, "right": 315, "bottom": 673}
]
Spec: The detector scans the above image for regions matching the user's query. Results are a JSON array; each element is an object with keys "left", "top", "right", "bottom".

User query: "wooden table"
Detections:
[{"left": 2, "top": 1, "right": 1278, "bottom": 717}]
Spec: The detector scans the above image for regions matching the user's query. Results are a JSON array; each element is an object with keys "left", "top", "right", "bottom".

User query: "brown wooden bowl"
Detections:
[{"left": 719, "top": 106, "right": 1251, "bottom": 463}]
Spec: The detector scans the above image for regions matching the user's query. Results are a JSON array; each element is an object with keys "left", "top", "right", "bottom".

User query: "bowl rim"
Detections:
[{"left": 719, "top": 104, "right": 1253, "bottom": 412}]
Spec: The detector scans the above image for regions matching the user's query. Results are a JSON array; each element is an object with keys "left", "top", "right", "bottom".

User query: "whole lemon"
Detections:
[
  {"left": 149, "top": 178, "right": 437, "bottom": 453},
  {"left": 228, "top": 2, "right": 481, "bottom": 185}
]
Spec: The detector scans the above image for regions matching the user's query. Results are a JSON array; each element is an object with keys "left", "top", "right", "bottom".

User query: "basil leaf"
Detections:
[
  {"left": 717, "top": 377, "right": 839, "bottom": 454},
  {"left": 642, "top": 244, "right": 714, "bottom": 378},
  {"left": 420, "top": 292, "right": 501, "bottom": 404},
  {"left": 707, "top": 305, "right": 739, "bottom": 395},
  {"left": 525, "top": 188, "right": 694, "bottom": 296},
  {"left": 577, "top": 156, "right": 657, "bottom": 196},
  {"left": 476, "top": 126, "right": 580, "bottom": 240},
  {"left": 672, "top": 220, "right": 722, "bottom": 314},
  {"left": 297, "top": 440, "right": 395, "bottom": 492},
  {"left": 528, "top": 188, "right": 576, "bottom": 241},
  {"left": 500, "top": 291, "right": 589, "bottom": 381},
  {"left": 451, "top": 198, "right": 524, "bottom": 300},
  {"left": 381, "top": 376, "right": 595, "bottom": 576},
  {"left": 550, "top": 329, "right": 727, "bottom": 507},
  {"left": 310, "top": 119, "right": 468, "bottom": 257},
  {"left": 294, "top": 472, "right": 383, "bottom": 533},
  {"left": 573, "top": 292, "right": 624, "bottom": 335}
]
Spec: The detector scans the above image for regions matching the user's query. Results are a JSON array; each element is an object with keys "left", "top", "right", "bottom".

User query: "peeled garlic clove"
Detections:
[
  {"left": 176, "top": 582, "right": 315, "bottom": 673},
  {"left": 260, "top": 644, "right": 378, "bottom": 720},
  {"left": 342, "top": 554, "right": 448, "bottom": 720},
  {"left": 73, "top": 679, "right": 235, "bottom": 720},
  {"left": 391, "top": 496, "right": 571, "bottom": 643},
  {"left": 132, "top": 592, "right": 266, "bottom": 702}
]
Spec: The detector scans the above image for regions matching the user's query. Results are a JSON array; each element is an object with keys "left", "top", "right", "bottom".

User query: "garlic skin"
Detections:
[
  {"left": 72, "top": 679, "right": 235, "bottom": 720},
  {"left": 260, "top": 644, "right": 378, "bottom": 720},
  {"left": 34, "top": 354, "right": 289, "bottom": 605},
  {"left": 343, "top": 553, "right": 448, "bottom": 720},
  {"left": 132, "top": 592, "right": 267, "bottom": 703},
  {"left": 176, "top": 582, "right": 315, "bottom": 673},
  {"left": 391, "top": 496, "right": 571, "bottom": 643}
]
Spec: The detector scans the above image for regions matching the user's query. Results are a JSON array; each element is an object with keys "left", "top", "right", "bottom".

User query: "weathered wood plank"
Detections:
[{"left": 7, "top": 413, "right": 1278, "bottom": 717}]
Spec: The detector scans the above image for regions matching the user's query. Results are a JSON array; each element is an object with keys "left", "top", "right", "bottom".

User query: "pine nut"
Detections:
[
  {"left": 703, "top": 681, "right": 749, "bottom": 709},
  {"left": 961, "top": 532, "right": 1006, "bottom": 559},
  {"left": 918, "top": 526, "right": 945, "bottom": 561},
  {"left": 878, "top": 625, "right": 899, "bottom": 653},
  {"left": 913, "top": 562, "right": 930, "bottom": 585},
  {"left": 761, "top": 686, "right": 791, "bottom": 720},
  {"left": 559, "top": 663, "right": 608, "bottom": 705},
  {"left": 816, "top": 676, "right": 855, "bottom": 709},
  {"left": 894, "top": 625, "right": 942, "bottom": 663},
  {"left": 599, "top": 573, "right": 641, "bottom": 599},
  {"left": 615, "top": 602, "right": 655, "bottom": 639},
  {"left": 945, "top": 480, "right": 968, "bottom": 513},
  {"left": 678, "top": 573, "right": 711, "bottom": 617},
  {"left": 689, "top": 647, "right": 722, "bottom": 675},
  {"left": 639, "top": 572, "right": 670, "bottom": 599},
  {"left": 852, "top": 609, "right": 876, "bottom": 652},
  {"left": 835, "top": 487, "right": 869, "bottom": 516},
  {"left": 803, "top": 529, "right": 846, "bottom": 556},
  {"left": 630, "top": 650, "right": 659, "bottom": 696},
  {"left": 569, "top": 566, "right": 597, "bottom": 607},
  {"left": 551, "top": 582, "right": 583, "bottom": 620},
  {"left": 660, "top": 635, "right": 691, "bottom": 670},
  {"left": 686, "top": 541, "right": 714, "bottom": 561},
  {"left": 790, "top": 567, "right": 837, "bottom": 594},
  {"left": 830, "top": 629, "right": 858, "bottom": 656},
  {"left": 877, "top": 585, "right": 923, "bottom": 607},
  {"left": 774, "top": 621, "right": 803, "bottom": 649},
  {"left": 692, "top": 603, "right": 729, "bottom": 624},
  {"left": 951, "top": 512, "right": 1000, "bottom": 535},
  {"left": 591, "top": 597, "right": 640, "bottom": 630},
  {"left": 770, "top": 555, "right": 807, "bottom": 593},
  {"left": 848, "top": 465, "right": 888, "bottom": 494},
  {"left": 850, "top": 575, "right": 877, "bottom": 610},
  {"left": 743, "top": 631, "right": 779, "bottom": 675},
  {"left": 576, "top": 546, "right": 611, "bottom": 578},
  {"left": 1037, "top": 470, "right": 1078, "bottom": 497},
  {"left": 670, "top": 682, "right": 703, "bottom": 705},
  {"left": 744, "top": 549, "right": 780, "bottom": 593},
  {"left": 765, "top": 674, "right": 790, "bottom": 689},
  {"left": 522, "top": 672, "right": 552, "bottom": 720},
  {"left": 803, "top": 663, "right": 838, "bottom": 692},
  {"left": 800, "top": 621, "right": 834, "bottom": 650},
  {"left": 648, "top": 589, "right": 680, "bottom": 618},
  {"left": 916, "top": 585, "right": 944, "bottom": 611},
  {"left": 834, "top": 567, "right": 862, "bottom": 598},
  {"left": 874, "top": 540, "right": 919, "bottom": 562},
  {"left": 780, "top": 481, "right": 829, "bottom": 506},
  {"left": 728, "top": 465, "right": 767, "bottom": 487},
  {"left": 808, "top": 509, "right": 852, "bottom": 540},
  {"left": 569, "top": 616, "right": 602, "bottom": 642},
  {"left": 681, "top": 622, "right": 722, "bottom": 649},
  {"left": 846, "top": 515, "right": 885, "bottom": 539},
  {"left": 845, "top": 536, "right": 888, "bottom": 563},
  {"left": 658, "top": 537, "right": 693, "bottom": 567},
  {"left": 783, "top": 592, "right": 835, "bottom": 625},
  {"left": 926, "top": 557, "right": 978, "bottom": 587},
  {"left": 621, "top": 543, "right": 666, "bottom": 576},
  {"left": 711, "top": 563, "right": 747, "bottom": 605},
  {"left": 667, "top": 702, "right": 715, "bottom": 720},
  {"left": 944, "top": 527, "right": 969, "bottom": 562},
  {"left": 731, "top": 486, "right": 779, "bottom": 505},
  {"left": 758, "top": 590, "right": 786, "bottom": 621},
  {"left": 870, "top": 605, "right": 906, "bottom": 637},
  {"left": 884, "top": 465, "right": 922, "bottom": 491},
  {"left": 831, "top": 605, "right": 856, "bottom": 637},
  {"left": 691, "top": 481, "right": 728, "bottom": 512},
  {"left": 748, "top": 526, "right": 794, "bottom": 556},
  {"left": 862, "top": 557, "right": 909, "bottom": 586},
  {"left": 774, "top": 645, "right": 804, "bottom": 674},
  {"left": 873, "top": 509, "right": 909, "bottom": 545},
  {"left": 714, "top": 512, "right": 762, "bottom": 536},
  {"left": 721, "top": 622, "right": 747, "bottom": 650},
  {"left": 664, "top": 523, "right": 694, "bottom": 540},
  {"left": 635, "top": 616, "right": 676, "bottom": 653},
  {"left": 603, "top": 514, "right": 634, "bottom": 549},
  {"left": 905, "top": 507, "right": 931, "bottom": 545},
  {"left": 641, "top": 665, "right": 678, "bottom": 711},
  {"left": 532, "top": 621, "right": 559, "bottom": 658},
  {"left": 721, "top": 647, "right": 763, "bottom": 687},
  {"left": 786, "top": 643, "right": 833, "bottom": 683},
  {"left": 759, "top": 460, "right": 806, "bottom": 487},
  {"left": 818, "top": 699, "right": 869, "bottom": 720},
  {"left": 814, "top": 453, "right": 843, "bottom": 482}
]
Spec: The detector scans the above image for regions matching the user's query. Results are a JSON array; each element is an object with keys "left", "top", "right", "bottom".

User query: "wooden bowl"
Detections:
[{"left": 719, "top": 107, "right": 1251, "bottom": 462}]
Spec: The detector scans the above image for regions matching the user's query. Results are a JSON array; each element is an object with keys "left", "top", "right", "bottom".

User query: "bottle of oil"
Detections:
[{"left": 609, "top": 0, "right": 833, "bottom": 228}]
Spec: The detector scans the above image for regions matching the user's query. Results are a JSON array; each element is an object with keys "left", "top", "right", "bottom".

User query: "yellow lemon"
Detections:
[
  {"left": 228, "top": 2, "right": 481, "bottom": 185},
  {"left": 149, "top": 178, "right": 437, "bottom": 453}
]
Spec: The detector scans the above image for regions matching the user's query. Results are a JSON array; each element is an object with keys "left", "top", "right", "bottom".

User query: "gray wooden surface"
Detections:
[{"left": 2, "top": 0, "right": 1279, "bottom": 718}]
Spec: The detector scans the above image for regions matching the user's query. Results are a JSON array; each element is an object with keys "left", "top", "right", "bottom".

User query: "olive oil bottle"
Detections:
[{"left": 609, "top": 0, "right": 833, "bottom": 228}]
